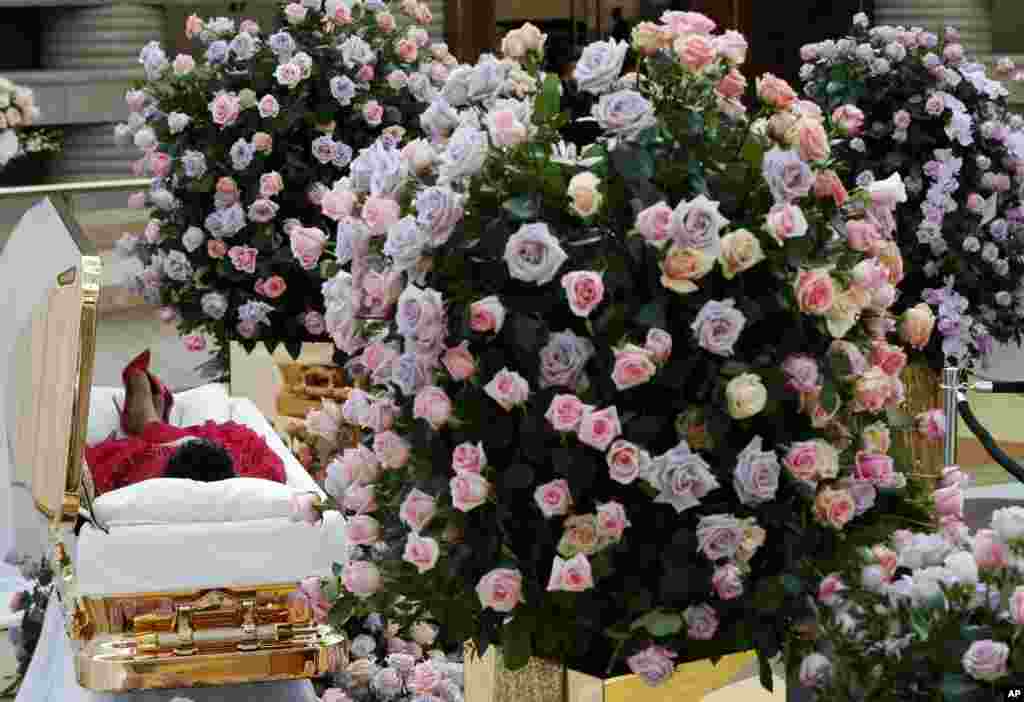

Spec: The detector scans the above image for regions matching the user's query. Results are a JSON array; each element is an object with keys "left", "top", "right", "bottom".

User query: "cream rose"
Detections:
[
  {"left": 567, "top": 171, "right": 603, "bottom": 218},
  {"left": 725, "top": 373, "right": 767, "bottom": 419},
  {"left": 718, "top": 228, "right": 765, "bottom": 279},
  {"left": 660, "top": 244, "right": 714, "bottom": 294}
]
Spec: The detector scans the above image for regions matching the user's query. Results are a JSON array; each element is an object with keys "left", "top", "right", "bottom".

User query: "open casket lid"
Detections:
[{"left": 2, "top": 197, "right": 101, "bottom": 524}]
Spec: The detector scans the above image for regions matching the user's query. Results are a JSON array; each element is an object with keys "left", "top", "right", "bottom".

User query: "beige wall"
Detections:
[{"left": 496, "top": 0, "right": 641, "bottom": 31}]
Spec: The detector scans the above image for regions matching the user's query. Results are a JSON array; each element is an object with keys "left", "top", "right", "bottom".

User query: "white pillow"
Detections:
[
  {"left": 87, "top": 383, "right": 233, "bottom": 446},
  {"left": 93, "top": 477, "right": 306, "bottom": 526}
]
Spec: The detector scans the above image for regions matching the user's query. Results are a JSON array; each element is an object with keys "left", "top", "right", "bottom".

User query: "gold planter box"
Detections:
[{"left": 464, "top": 644, "right": 757, "bottom": 702}]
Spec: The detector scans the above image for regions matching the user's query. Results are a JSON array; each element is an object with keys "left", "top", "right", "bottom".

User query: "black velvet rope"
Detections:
[
  {"left": 958, "top": 398, "right": 1024, "bottom": 485},
  {"left": 992, "top": 381, "right": 1024, "bottom": 394}
]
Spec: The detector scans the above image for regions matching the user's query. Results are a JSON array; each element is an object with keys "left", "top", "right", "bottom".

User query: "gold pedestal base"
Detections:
[
  {"left": 895, "top": 362, "right": 945, "bottom": 488},
  {"left": 464, "top": 644, "right": 756, "bottom": 702}
]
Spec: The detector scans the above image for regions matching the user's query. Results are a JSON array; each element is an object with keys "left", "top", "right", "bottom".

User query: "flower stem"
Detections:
[{"left": 605, "top": 639, "right": 626, "bottom": 677}]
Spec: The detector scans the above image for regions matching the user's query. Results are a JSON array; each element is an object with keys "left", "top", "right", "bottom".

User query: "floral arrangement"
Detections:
[
  {"left": 0, "top": 77, "right": 41, "bottom": 170},
  {"left": 294, "top": 11, "right": 935, "bottom": 688},
  {"left": 318, "top": 613, "right": 464, "bottom": 702},
  {"left": 798, "top": 13, "right": 1024, "bottom": 369},
  {"left": 113, "top": 0, "right": 446, "bottom": 373},
  {"left": 3, "top": 556, "right": 53, "bottom": 696},
  {"left": 798, "top": 466, "right": 1024, "bottom": 701}
]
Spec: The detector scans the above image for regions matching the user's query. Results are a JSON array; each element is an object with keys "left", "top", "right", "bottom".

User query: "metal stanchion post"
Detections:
[{"left": 943, "top": 366, "right": 960, "bottom": 467}]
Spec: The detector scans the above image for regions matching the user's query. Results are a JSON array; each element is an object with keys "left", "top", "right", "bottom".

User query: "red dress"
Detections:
[{"left": 84, "top": 420, "right": 287, "bottom": 496}]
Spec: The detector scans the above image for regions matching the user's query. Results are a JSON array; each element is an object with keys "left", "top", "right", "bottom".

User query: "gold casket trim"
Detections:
[{"left": 8, "top": 197, "right": 346, "bottom": 691}]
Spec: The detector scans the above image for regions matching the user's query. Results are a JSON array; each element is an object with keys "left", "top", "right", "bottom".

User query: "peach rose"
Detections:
[
  {"left": 567, "top": 171, "right": 603, "bottom": 218},
  {"left": 207, "top": 239, "right": 227, "bottom": 258},
  {"left": 852, "top": 366, "right": 892, "bottom": 414},
  {"left": 900, "top": 303, "right": 935, "bottom": 350},
  {"left": 794, "top": 268, "right": 836, "bottom": 315},
  {"left": 814, "top": 487, "right": 855, "bottom": 529},
  {"left": 756, "top": 73, "right": 797, "bottom": 109},
  {"left": 660, "top": 244, "right": 714, "bottom": 294},
  {"left": 675, "top": 34, "right": 717, "bottom": 72},
  {"left": 814, "top": 170, "right": 848, "bottom": 207},
  {"left": 631, "top": 22, "right": 664, "bottom": 55},
  {"left": 870, "top": 340, "right": 907, "bottom": 377},
  {"left": 795, "top": 118, "right": 830, "bottom": 162}
]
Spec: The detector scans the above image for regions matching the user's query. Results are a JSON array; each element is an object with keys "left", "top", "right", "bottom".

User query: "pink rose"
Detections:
[
  {"left": 783, "top": 442, "right": 824, "bottom": 483},
  {"left": 373, "top": 431, "right": 410, "bottom": 469},
  {"left": 184, "top": 13, "right": 203, "bottom": 39},
  {"left": 546, "top": 554, "right": 594, "bottom": 592},
  {"left": 925, "top": 93, "right": 945, "bottom": 116},
  {"left": 228, "top": 245, "right": 258, "bottom": 274},
  {"left": 290, "top": 226, "right": 327, "bottom": 270},
  {"left": 794, "top": 268, "right": 836, "bottom": 315},
  {"left": 476, "top": 568, "right": 523, "bottom": 613},
  {"left": 363, "top": 100, "right": 384, "bottom": 127},
  {"left": 442, "top": 342, "right": 477, "bottom": 381},
  {"left": 342, "top": 560, "right": 382, "bottom": 598},
  {"left": 893, "top": 110, "right": 911, "bottom": 129},
  {"left": 343, "top": 483, "right": 377, "bottom": 514},
  {"left": 853, "top": 452, "right": 894, "bottom": 485},
  {"left": 357, "top": 64, "right": 375, "bottom": 82},
  {"left": 853, "top": 366, "right": 893, "bottom": 414},
  {"left": 941, "top": 464, "right": 970, "bottom": 489},
  {"left": 452, "top": 441, "right": 486, "bottom": 473},
  {"left": 662, "top": 10, "right": 716, "bottom": 35},
  {"left": 1010, "top": 587, "right": 1024, "bottom": 625},
  {"left": 376, "top": 10, "right": 397, "bottom": 32},
  {"left": 207, "top": 239, "right": 227, "bottom": 259},
  {"left": 321, "top": 189, "right": 356, "bottom": 222},
  {"left": 627, "top": 646, "right": 678, "bottom": 687},
  {"left": 901, "top": 303, "right": 935, "bottom": 350},
  {"left": 817, "top": 573, "right": 846, "bottom": 605},
  {"left": 916, "top": 409, "right": 945, "bottom": 441},
  {"left": 716, "top": 68, "right": 747, "bottom": 99},
  {"left": 347, "top": 515, "right": 381, "bottom": 546},
  {"left": 400, "top": 489, "right": 437, "bottom": 532},
  {"left": 714, "top": 30, "right": 748, "bottom": 63},
  {"left": 975, "top": 529, "right": 1008, "bottom": 570},
  {"left": 814, "top": 170, "right": 848, "bottom": 207},
  {"left": 289, "top": 492, "right": 321, "bottom": 525},
  {"left": 796, "top": 119, "right": 830, "bottom": 162},
  {"left": 299, "top": 576, "right": 330, "bottom": 623},
  {"left": 782, "top": 354, "right": 819, "bottom": 393},
  {"left": 606, "top": 439, "right": 647, "bottom": 484},
  {"left": 387, "top": 70, "right": 408, "bottom": 89},
  {"left": 683, "top": 603, "right": 719, "bottom": 640},
  {"left": 814, "top": 487, "right": 855, "bottom": 529},
  {"left": 611, "top": 344, "right": 657, "bottom": 390},
  {"left": 209, "top": 92, "right": 241, "bottom": 128},
  {"left": 962, "top": 640, "right": 1009, "bottom": 682},
  {"left": 470, "top": 295, "right": 506, "bottom": 333},
  {"left": 396, "top": 38, "right": 418, "bottom": 63},
  {"left": 845, "top": 219, "right": 883, "bottom": 256},
  {"left": 943, "top": 43, "right": 964, "bottom": 64},
  {"left": 484, "top": 368, "right": 530, "bottom": 410},
  {"left": 933, "top": 484, "right": 964, "bottom": 519},
  {"left": 765, "top": 203, "right": 808, "bottom": 245},
  {"left": 534, "top": 478, "right": 572, "bottom": 518},
  {"left": 304, "top": 310, "right": 325, "bottom": 336},
  {"left": 182, "top": 333, "right": 206, "bottom": 352},
  {"left": 361, "top": 196, "right": 401, "bottom": 236},
  {"left": 644, "top": 328, "right": 673, "bottom": 363},
  {"left": 831, "top": 104, "right": 864, "bottom": 135},
  {"left": 149, "top": 152, "right": 171, "bottom": 178},
  {"left": 596, "top": 501, "right": 630, "bottom": 541},
  {"left": 756, "top": 73, "right": 797, "bottom": 109},
  {"left": 259, "top": 171, "right": 285, "bottom": 199},
  {"left": 127, "top": 191, "right": 146, "bottom": 209},
  {"left": 870, "top": 340, "right": 907, "bottom": 377},
  {"left": 403, "top": 533, "right": 440, "bottom": 574},
  {"left": 675, "top": 34, "right": 717, "bottom": 72},
  {"left": 413, "top": 386, "right": 452, "bottom": 430},
  {"left": 577, "top": 406, "right": 622, "bottom": 452},
  {"left": 635, "top": 202, "right": 674, "bottom": 248},
  {"left": 486, "top": 109, "right": 528, "bottom": 148},
  {"left": 258, "top": 94, "right": 281, "bottom": 119},
  {"left": 712, "top": 564, "right": 743, "bottom": 600},
  {"left": 546, "top": 394, "right": 589, "bottom": 433},
  {"left": 561, "top": 271, "right": 605, "bottom": 317},
  {"left": 450, "top": 470, "right": 490, "bottom": 512}
]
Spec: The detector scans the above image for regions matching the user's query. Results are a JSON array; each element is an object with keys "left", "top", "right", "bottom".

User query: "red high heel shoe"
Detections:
[{"left": 119, "top": 350, "right": 174, "bottom": 432}]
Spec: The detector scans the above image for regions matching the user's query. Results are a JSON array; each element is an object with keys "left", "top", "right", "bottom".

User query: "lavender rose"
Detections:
[
  {"left": 504, "top": 222, "right": 568, "bottom": 285},
  {"left": 383, "top": 216, "right": 429, "bottom": 273},
  {"left": 439, "top": 125, "right": 489, "bottom": 183},
  {"left": 573, "top": 39, "right": 629, "bottom": 95},
  {"left": 696, "top": 514, "right": 747, "bottom": 561},
  {"left": 645, "top": 440, "right": 720, "bottom": 513},
  {"left": 591, "top": 90, "right": 657, "bottom": 141},
  {"left": 732, "top": 436, "right": 780, "bottom": 505},
  {"left": 691, "top": 298, "right": 747, "bottom": 356},
  {"left": 626, "top": 646, "right": 678, "bottom": 687},
  {"left": 762, "top": 147, "right": 815, "bottom": 203},
  {"left": 669, "top": 194, "right": 729, "bottom": 257},
  {"left": 962, "top": 640, "right": 1009, "bottom": 682},
  {"left": 415, "top": 186, "right": 464, "bottom": 246},
  {"left": 539, "top": 330, "right": 595, "bottom": 390}
]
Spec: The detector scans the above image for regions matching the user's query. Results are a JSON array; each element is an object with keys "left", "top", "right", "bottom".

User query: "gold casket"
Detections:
[{"left": 2, "top": 197, "right": 346, "bottom": 692}]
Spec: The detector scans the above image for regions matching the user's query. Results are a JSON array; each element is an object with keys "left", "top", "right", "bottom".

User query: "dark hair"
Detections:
[{"left": 164, "top": 439, "right": 237, "bottom": 482}]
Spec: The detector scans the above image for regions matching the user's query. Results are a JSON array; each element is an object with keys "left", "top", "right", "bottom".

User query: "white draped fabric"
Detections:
[{"left": 15, "top": 590, "right": 319, "bottom": 702}]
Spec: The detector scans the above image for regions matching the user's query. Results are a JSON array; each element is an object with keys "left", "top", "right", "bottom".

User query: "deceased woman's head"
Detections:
[{"left": 164, "top": 439, "right": 237, "bottom": 482}]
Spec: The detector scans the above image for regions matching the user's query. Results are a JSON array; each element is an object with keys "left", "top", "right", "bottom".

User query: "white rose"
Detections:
[
  {"left": 725, "top": 373, "right": 767, "bottom": 419},
  {"left": 573, "top": 39, "right": 629, "bottom": 95},
  {"left": 567, "top": 172, "right": 603, "bottom": 218},
  {"left": 991, "top": 506, "right": 1024, "bottom": 542},
  {"left": 866, "top": 172, "right": 908, "bottom": 205},
  {"left": 503, "top": 222, "right": 568, "bottom": 285},
  {"left": 944, "top": 550, "right": 979, "bottom": 585},
  {"left": 439, "top": 125, "right": 488, "bottom": 183},
  {"left": 181, "top": 226, "right": 205, "bottom": 253}
]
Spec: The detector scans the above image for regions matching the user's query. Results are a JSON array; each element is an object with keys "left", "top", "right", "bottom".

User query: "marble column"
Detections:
[
  {"left": 39, "top": 3, "right": 167, "bottom": 202},
  {"left": 873, "top": 0, "right": 993, "bottom": 61}
]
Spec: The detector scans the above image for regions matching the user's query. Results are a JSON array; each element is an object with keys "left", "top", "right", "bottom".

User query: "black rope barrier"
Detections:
[{"left": 958, "top": 397, "right": 1024, "bottom": 485}]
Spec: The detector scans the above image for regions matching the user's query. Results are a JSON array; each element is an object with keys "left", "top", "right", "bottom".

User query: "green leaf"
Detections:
[
  {"left": 327, "top": 597, "right": 354, "bottom": 631},
  {"left": 630, "top": 610, "right": 683, "bottom": 637},
  {"left": 720, "top": 361, "right": 749, "bottom": 377},
  {"left": 910, "top": 608, "right": 930, "bottom": 641},
  {"left": 819, "top": 378, "right": 840, "bottom": 415},
  {"left": 502, "top": 615, "right": 535, "bottom": 671},
  {"left": 534, "top": 74, "right": 562, "bottom": 124},
  {"left": 782, "top": 574, "right": 803, "bottom": 596},
  {"left": 503, "top": 195, "right": 538, "bottom": 221},
  {"left": 634, "top": 300, "right": 667, "bottom": 329},
  {"left": 940, "top": 673, "right": 983, "bottom": 702},
  {"left": 331, "top": 562, "right": 343, "bottom": 577}
]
